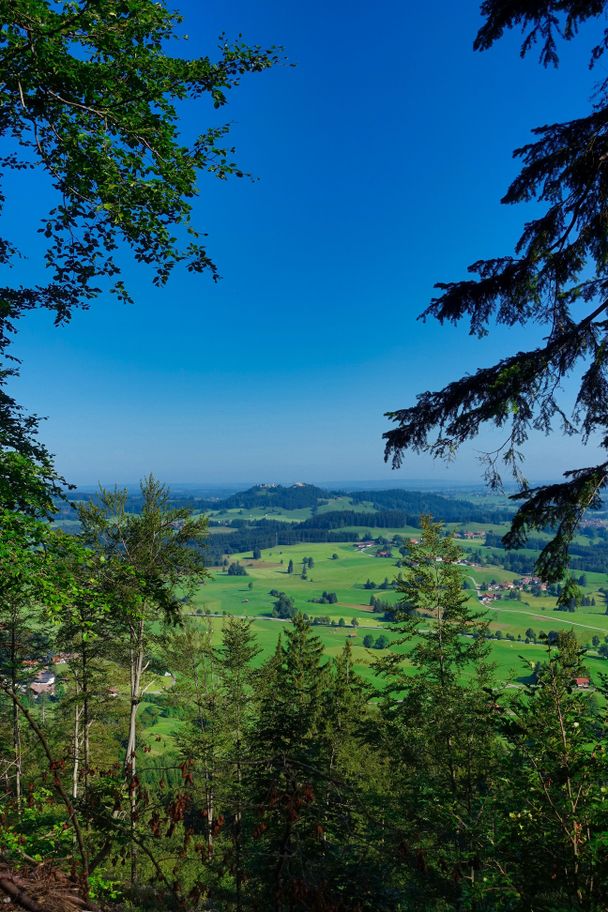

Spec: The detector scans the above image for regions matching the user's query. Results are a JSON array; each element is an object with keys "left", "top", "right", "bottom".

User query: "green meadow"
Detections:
[
  {"left": 204, "top": 494, "right": 378, "bottom": 525},
  {"left": 187, "top": 538, "right": 608, "bottom": 689}
]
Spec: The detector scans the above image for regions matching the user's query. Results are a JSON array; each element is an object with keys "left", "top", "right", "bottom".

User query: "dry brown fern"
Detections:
[{"left": 0, "top": 863, "right": 102, "bottom": 912}]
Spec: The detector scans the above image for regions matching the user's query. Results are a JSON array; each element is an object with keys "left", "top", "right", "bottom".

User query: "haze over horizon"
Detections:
[{"left": 69, "top": 475, "right": 565, "bottom": 494}]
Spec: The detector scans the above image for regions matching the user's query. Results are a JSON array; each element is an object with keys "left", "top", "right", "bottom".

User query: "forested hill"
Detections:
[
  {"left": 201, "top": 482, "right": 512, "bottom": 522},
  {"left": 200, "top": 482, "right": 329, "bottom": 512},
  {"left": 349, "top": 488, "right": 511, "bottom": 523}
]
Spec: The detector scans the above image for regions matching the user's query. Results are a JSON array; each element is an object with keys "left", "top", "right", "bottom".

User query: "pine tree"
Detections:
[
  {"left": 383, "top": 1, "right": 608, "bottom": 581},
  {"left": 497, "top": 631, "right": 608, "bottom": 909},
  {"left": 376, "top": 517, "right": 501, "bottom": 908},
  {"left": 217, "top": 618, "right": 260, "bottom": 910},
  {"left": 247, "top": 615, "right": 329, "bottom": 909}
]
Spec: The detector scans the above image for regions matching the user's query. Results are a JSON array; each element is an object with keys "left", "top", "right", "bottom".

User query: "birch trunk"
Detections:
[
  {"left": 125, "top": 617, "right": 146, "bottom": 885},
  {"left": 10, "top": 625, "right": 21, "bottom": 812},
  {"left": 72, "top": 700, "right": 82, "bottom": 801}
]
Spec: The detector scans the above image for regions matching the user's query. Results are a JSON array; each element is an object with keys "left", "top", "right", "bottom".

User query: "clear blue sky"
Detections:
[{"left": 7, "top": 0, "right": 607, "bottom": 485}]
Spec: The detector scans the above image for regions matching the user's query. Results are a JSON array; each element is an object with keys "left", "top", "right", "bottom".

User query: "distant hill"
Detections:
[
  {"left": 202, "top": 482, "right": 512, "bottom": 524},
  {"left": 349, "top": 489, "right": 513, "bottom": 523},
  {"left": 200, "top": 483, "right": 330, "bottom": 512}
]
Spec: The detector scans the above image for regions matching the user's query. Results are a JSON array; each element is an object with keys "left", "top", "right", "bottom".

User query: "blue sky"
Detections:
[{"left": 7, "top": 0, "right": 607, "bottom": 485}]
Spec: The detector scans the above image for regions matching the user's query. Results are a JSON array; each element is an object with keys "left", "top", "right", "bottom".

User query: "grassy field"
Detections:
[
  {"left": 192, "top": 541, "right": 400, "bottom": 623},
  {"left": 204, "top": 495, "right": 377, "bottom": 525},
  {"left": 188, "top": 538, "right": 608, "bottom": 689}
]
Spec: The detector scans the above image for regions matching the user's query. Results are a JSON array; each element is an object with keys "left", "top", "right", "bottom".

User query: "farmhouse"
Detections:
[{"left": 30, "top": 670, "right": 56, "bottom": 697}]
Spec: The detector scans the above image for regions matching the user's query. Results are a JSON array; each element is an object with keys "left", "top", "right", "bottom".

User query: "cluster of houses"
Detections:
[
  {"left": 354, "top": 541, "right": 375, "bottom": 551},
  {"left": 478, "top": 576, "right": 548, "bottom": 604}
]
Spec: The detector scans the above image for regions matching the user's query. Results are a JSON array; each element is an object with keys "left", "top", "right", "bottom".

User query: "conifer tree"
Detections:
[
  {"left": 384, "top": 1, "right": 608, "bottom": 581},
  {"left": 497, "top": 631, "right": 608, "bottom": 910},
  {"left": 216, "top": 618, "right": 260, "bottom": 910},
  {"left": 247, "top": 614, "right": 329, "bottom": 909},
  {"left": 376, "top": 518, "right": 501, "bottom": 909}
]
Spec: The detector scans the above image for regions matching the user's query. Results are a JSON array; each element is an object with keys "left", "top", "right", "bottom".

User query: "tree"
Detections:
[
  {"left": 77, "top": 475, "right": 207, "bottom": 881},
  {"left": 498, "top": 631, "right": 608, "bottom": 908},
  {"left": 47, "top": 535, "right": 122, "bottom": 803},
  {"left": 287, "top": 559, "right": 294, "bottom": 574},
  {"left": 0, "top": 1, "right": 280, "bottom": 502},
  {"left": 246, "top": 617, "right": 380, "bottom": 909},
  {"left": 272, "top": 593, "right": 296, "bottom": 620},
  {"left": 556, "top": 575, "right": 582, "bottom": 612},
  {"left": 161, "top": 616, "right": 260, "bottom": 906},
  {"left": 158, "top": 618, "right": 220, "bottom": 860},
  {"left": 363, "top": 634, "right": 375, "bottom": 648},
  {"left": 246, "top": 615, "right": 327, "bottom": 906},
  {"left": 0, "top": 513, "right": 51, "bottom": 809},
  {"left": 252, "top": 547, "right": 262, "bottom": 560},
  {"left": 383, "top": 2, "right": 608, "bottom": 582},
  {"left": 216, "top": 618, "right": 260, "bottom": 909},
  {"left": 375, "top": 517, "right": 499, "bottom": 907}
]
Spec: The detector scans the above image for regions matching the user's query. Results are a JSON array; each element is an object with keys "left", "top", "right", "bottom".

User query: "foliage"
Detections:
[
  {"left": 3, "top": 509, "right": 608, "bottom": 908},
  {"left": 271, "top": 592, "right": 296, "bottom": 619},
  {"left": 497, "top": 632, "right": 608, "bottom": 909},
  {"left": 0, "top": 0, "right": 280, "bottom": 503},
  {"left": 383, "top": 0, "right": 608, "bottom": 581}
]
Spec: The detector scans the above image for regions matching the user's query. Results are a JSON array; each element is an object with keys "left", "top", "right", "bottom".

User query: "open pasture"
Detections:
[
  {"left": 193, "top": 541, "right": 401, "bottom": 625},
  {"left": 191, "top": 539, "right": 608, "bottom": 686},
  {"left": 204, "top": 494, "right": 378, "bottom": 526}
]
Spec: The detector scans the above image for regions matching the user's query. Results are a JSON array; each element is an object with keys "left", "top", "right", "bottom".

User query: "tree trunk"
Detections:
[
  {"left": 81, "top": 644, "right": 90, "bottom": 799},
  {"left": 72, "top": 700, "right": 81, "bottom": 801},
  {"left": 125, "top": 618, "right": 146, "bottom": 886},
  {"left": 10, "top": 625, "right": 22, "bottom": 813},
  {"left": 235, "top": 741, "right": 243, "bottom": 912}
]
